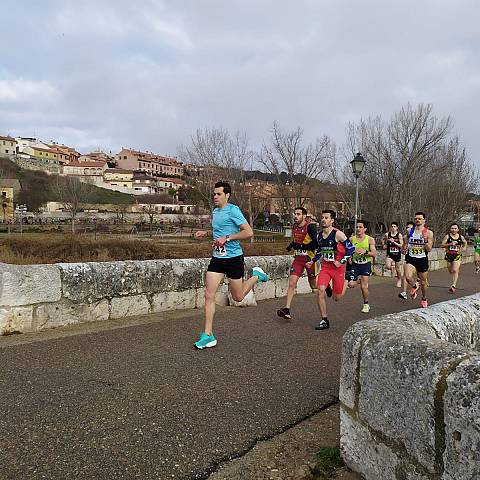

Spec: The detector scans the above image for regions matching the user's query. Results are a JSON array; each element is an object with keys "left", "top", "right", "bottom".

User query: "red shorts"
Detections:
[
  {"left": 317, "top": 262, "right": 346, "bottom": 295},
  {"left": 290, "top": 256, "right": 316, "bottom": 278}
]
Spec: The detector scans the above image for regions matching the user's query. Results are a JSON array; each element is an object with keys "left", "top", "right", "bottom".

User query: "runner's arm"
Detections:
[
  {"left": 214, "top": 223, "right": 253, "bottom": 246},
  {"left": 368, "top": 236, "right": 377, "bottom": 258},
  {"left": 336, "top": 230, "right": 355, "bottom": 263},
  {"left": 397, "top": 233, "right": 404, "bottom": 248},
  {"left": 303, "top": 223, "right": 318, "bottom": 250},
  {"left": 425, "top": 230, "right": 434, "bottom": 252},
  {"left": 311, "top": 248, "right": 322, "bottom": 264},
  {"left": 441, "top": 234, "right": 449, "bottom": 249},
  {"left": 231, "top": 222, "right": 253, "bottom": 240},
  {"left": 382, "top": 233, "right": 388, "bottom": 248}
]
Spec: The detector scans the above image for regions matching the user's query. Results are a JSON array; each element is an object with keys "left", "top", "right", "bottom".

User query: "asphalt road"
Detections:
[{"left": 1, "top": 265, "right": 479, "bottom": 479}]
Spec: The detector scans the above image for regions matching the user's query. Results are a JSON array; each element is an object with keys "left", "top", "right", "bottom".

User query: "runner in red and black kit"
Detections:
[
  {"left": 277, "top": 207, "right": 318, "bottom": 320},
  {"left": 306, "top": 209, "right": 355, "bottom": 330},
  {"left": 383, "top": 222, "right": 404, "bottom": 288}
]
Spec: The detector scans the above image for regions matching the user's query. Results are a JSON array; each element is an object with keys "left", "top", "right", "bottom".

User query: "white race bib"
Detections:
[{"left": 214, "top": 245, "right": 226, "bottom": 257}]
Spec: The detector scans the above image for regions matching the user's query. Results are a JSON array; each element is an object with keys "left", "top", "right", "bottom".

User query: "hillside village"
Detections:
[
  {"left": 0, "top": 135, "right": 185, "bottom": 196},
  {"left": 0, "top": 133, "right": 350, "bottom": 226}
]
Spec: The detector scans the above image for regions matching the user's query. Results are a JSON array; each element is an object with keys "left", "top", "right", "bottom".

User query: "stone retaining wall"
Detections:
[
  {"left": 0, "top": 247, "right": 474, "bottom": 335},
  {"left": 340, "top": 293, "right": 480, "bottom": 480}
]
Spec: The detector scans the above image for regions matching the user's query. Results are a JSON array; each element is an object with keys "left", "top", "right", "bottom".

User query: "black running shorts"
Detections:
[
  {"left": 387, "top": 253, "right": 402, "bottom": 263},
  {"left": 207, "top": 254, "right": 245, "bottom": 279},
  {"left": 405, "top": 254, "right": 429, "bottom": 273}
]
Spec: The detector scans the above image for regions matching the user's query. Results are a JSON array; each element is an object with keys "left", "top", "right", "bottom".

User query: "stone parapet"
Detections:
[
  {"left": 340, "top": 293, "right": 480, "bottom": 480},
  {"left": 0, "top": 255, "right": 294, "bottom": 335},
  {"left": 0, "top": 247, "right": 474, "bottom": 335}
]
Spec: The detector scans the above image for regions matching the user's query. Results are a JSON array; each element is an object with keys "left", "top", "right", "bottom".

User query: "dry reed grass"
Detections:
[{"left": 0, "top": 234, "right": 290, "bottom": 265}]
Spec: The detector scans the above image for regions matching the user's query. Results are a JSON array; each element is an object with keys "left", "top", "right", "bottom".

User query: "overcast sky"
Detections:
[{"left": 0, "top": 0, "right": 479, "bottom": 165}]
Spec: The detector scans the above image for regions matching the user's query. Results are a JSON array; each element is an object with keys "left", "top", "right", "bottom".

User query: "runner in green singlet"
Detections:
[
  {"left": 346, "top": 220, "right": 377, "bottom": 313},
  {"left": 475, "top": 234, "right": 480, "bottom": 274}
]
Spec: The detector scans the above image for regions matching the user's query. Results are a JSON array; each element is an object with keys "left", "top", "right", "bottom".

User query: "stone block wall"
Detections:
[
  {"left": 340, "top": 294, "right": 480, "bottom": 480},
  {"left": 0, "top": 256, "right": 293, "bottom": 335},
  {"left": 0, "top": 248, "right": 474, "bottom": 335}
]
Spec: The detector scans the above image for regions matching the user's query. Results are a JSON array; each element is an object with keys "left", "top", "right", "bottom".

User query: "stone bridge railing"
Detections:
[
  {"left": 0, "top": 247, "right": 474, "bottom": 335},
  {"left": 340, "top": 293, "right": 480, "bottom": 480}
]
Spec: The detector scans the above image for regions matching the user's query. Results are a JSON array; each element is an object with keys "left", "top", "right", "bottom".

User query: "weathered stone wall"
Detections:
[
  {"left": 0, "top": 256, "right": 295, "bottom": 335},
  {"left": 10, "top": 155, "right": 61, "bottom": 174},
  {"left": 340, "top": 294, "right": 480, "bottom": 480},
  {"left": 0, "top": 247, "right": 474, "bottom": 335}
]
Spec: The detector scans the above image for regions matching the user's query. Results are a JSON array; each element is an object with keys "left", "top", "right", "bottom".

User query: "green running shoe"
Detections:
[{"left": 194, "top": 332, "right": 217, "bottom": 349}]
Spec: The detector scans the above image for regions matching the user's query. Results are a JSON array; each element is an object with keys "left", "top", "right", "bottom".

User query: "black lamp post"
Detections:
[{"left": 350, "top": 153, "right": 366, "bottom": 232}]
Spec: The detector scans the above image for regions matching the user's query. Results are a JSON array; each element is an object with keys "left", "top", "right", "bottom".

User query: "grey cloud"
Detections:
[{"left": 0, "top": 0, "right": 479, "bottom": 166}]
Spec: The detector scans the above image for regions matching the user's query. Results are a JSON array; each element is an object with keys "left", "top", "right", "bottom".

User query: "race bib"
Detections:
[
  {"left": 410, "top": 247, "right": 425, "bottom": 256},
  {"left": 448, "top": 244, "right": 460, "bottom": 254},
  {"left": 354, "top": 255, "right": 368, "bottom": 264},
  {"left": 294, "top": 247, "right": 309, "bottom": 256},
  {"left": 390, "top": 246, "right": 400, "bottom": 254},
  {"left": 213, "top": 244, "right": 227, "bottom": 257},
  {"left": 322, "top": 249, "right": 335, "bottom": 262}
]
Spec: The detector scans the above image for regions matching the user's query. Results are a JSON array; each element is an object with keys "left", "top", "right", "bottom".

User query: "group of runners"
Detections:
[{"left": 193, "top": 181, "right": 477, "bottom": 349}]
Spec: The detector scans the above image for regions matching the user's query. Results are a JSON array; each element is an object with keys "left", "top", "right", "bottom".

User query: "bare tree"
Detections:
[
  {"left": 54, "top": 176, "right": 91, "bottom": 233},
  {"left": 178, "top": 128, "right": 227, "bottom": 209},
  {"left": 341, "top": 103, "right": 478, "bottom": 237},
  {"left": 260, "top": 122, "right": 333, "bottom": 220},
  {"left": 179, "top": 128, "right": 267, "bottom": 232}
]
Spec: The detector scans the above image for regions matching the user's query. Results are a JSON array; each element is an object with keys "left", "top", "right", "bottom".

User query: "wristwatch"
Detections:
[{"left": 225, "top": 235, "right": 230, "bottom": 242}]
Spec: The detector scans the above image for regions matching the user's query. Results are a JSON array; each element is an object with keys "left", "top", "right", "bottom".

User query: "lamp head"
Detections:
[{"left": 351, "top": 152, "right": 366, "bottom": 176}]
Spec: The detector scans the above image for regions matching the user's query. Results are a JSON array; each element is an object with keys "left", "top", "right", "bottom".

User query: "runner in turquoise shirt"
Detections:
[
  {"left": 212, "top": 203, "right": 247, "bottom": 258},
  {"left": 193, "top": 181, "right": 270, "bottom": 350}
]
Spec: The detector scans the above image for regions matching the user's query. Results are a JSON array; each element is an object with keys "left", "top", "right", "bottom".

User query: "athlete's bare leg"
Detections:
[
  {"left": 229, "top": 276, "right": 259, "bottom": 303},
  {"left": 475, "top": 252, "right": 480, "bottom": 271},
  {"left": 285, "top": 275, "right": 300, "bottom": 309},
  {"left": 317, "top": 285, "right": 327, "bottom": 317},
  {"left": 404, "top": 263, "right": 418, "bottom": 288},
  {"left": 359, "top": 276, "right": 369, "bottom": 303},
  {"left": 395, "top": 262, "right": 403, "bottom": 287},
  {"left": 417, "top": 271, "right": 429, "bottom": 299},
  {"left": 447, "top": 260, "right": 461, "bottom": 287},
  {"left": 204, "top": 272, "right": 226, "bottom": 335}
]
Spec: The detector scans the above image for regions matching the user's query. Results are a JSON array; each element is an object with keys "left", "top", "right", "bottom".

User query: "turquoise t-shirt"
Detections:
[{"left": 212, "top": 203, "right": 248, "bottom": 258}]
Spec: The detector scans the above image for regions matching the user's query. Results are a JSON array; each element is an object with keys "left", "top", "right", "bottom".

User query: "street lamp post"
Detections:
[{"left": 350, "top": 153, "right": 366, "bottom": 232}]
